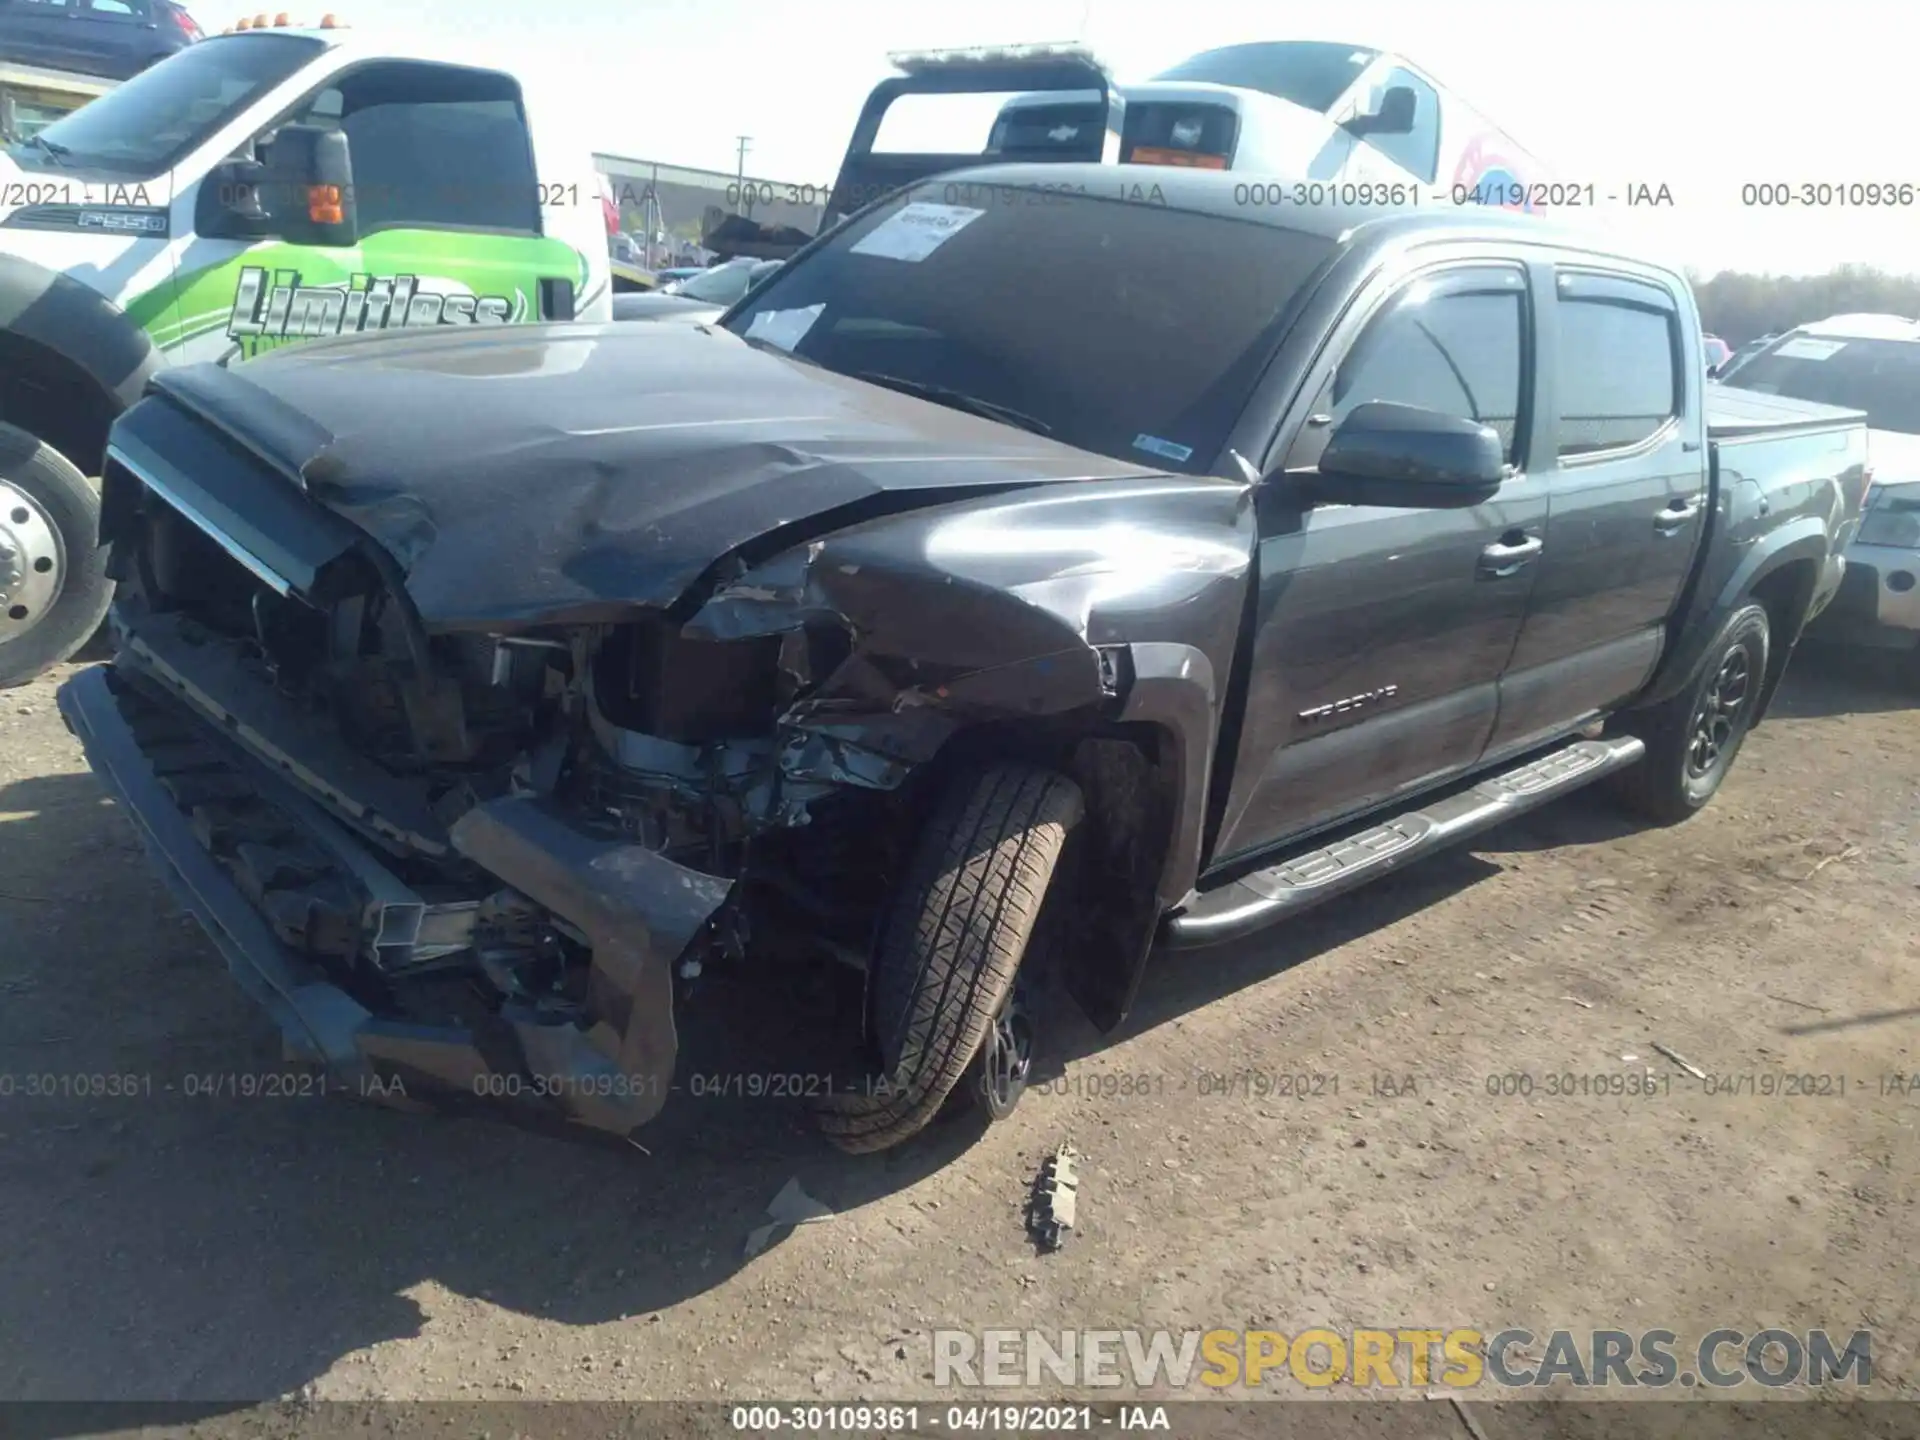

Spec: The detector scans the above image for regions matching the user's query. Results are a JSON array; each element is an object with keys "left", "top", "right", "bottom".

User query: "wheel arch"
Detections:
[
  {"left": 1639, "top": 520, "right": 1832, "bottom": 721},
  {"left": 0, "top": 254, "right": 163, "bottom": 475},
  {"left": 888, "top": 642, "right": 1218, "bottom": 1037}
]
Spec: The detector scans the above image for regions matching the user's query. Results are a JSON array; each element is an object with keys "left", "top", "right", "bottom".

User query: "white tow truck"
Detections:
[
  {"left": 701, "top": 40, "right": 1554, "bottom": 261},
  {"left": 0, "top": 15, "right": 610, "bottom": 687}
]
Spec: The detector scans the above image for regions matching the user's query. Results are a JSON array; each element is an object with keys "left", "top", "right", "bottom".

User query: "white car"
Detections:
[{"left": 1719, "top": 314, "right": 1920, "bottom": 664}]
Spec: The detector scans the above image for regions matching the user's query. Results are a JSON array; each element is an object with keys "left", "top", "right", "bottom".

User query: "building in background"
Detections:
[
  {"left": 0, "top": 59, "right": 115, "bottom": 141},
  {"left": 595, "top": 153, "right": 827, "bottom": 268}
]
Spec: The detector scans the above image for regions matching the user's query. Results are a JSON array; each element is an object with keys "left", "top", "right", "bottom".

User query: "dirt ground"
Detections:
[{"left": 1, "top": 645, "right": 1916, "bottom": 1413}]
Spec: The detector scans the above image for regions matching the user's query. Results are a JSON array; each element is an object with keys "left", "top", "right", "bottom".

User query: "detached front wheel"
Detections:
[
  {"left": 0, "top": 422, "right": 112, "bottom": 689},
  {"left": 813, "top": 763, "right": 1083, "bottom": 1154},
  {"left": 1609, "top": 602, "right": 1770, "bottom": 824}
]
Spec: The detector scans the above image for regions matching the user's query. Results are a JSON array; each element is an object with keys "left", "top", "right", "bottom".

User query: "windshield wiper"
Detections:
[
  {"left": 736, "top": 333, "right": 822, "bottom": 367},
  {"left": 854, "top": 372, "right": 1053, "bottom": 436},
  {"left": 17, "top": 133, "right": 74, "bottom": 164}
]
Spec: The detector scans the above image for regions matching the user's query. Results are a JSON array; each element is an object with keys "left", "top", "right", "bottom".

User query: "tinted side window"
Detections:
[
  {"left": 1358, "top": 68, "right": 1441, "bottom": 182},
  {"left": 1316, "top": 277, "right": 1526, "bottom": 461},
  {"left": 1555, "top": 287, "right": 1678, "bottom": 457},
  {"left": 339, "top": 81, "right": 537, "bottom": 235}
]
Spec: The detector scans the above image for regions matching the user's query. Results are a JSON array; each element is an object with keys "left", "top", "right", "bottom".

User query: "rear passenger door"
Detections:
[
  {"left": 1491, "top": 267, "right": 1705, "bottom": 753},
  {"left": 69, "top": 0, "right": 149, "bottom": 78},
  {"left": 0, "top": 0, "right": 79, "bottom": 68}
]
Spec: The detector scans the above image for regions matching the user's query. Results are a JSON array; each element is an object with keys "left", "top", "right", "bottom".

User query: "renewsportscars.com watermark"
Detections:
[{"left": 934, "top": 1328, "right": 1873, "bottom": 1390}]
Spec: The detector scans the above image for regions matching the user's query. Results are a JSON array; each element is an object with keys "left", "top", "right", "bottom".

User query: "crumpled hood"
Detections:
[{"left": 141, "top": 320, "right": 1160, "bottom": 628}]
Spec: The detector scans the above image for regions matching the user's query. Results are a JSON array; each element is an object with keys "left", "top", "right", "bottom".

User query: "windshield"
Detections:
[
  {"left": 722, "top": 182, "right": 1337, "bottom": 471},
  {"left": 10, "top": 34, "right": 325, "bottom": 178},
  {"left": 1150, "top": 41, "right": 1378, "bottom": 113},
  {"left": 1723, "top": 335, "right": 1920, "bottom": 434},
  {"left": 669, "top": 263, "right": 762, "bottom": 304}
]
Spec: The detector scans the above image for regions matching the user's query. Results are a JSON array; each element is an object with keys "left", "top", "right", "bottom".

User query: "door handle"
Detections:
[
  {"left": 1477, "top": 532, "right": 1543, "bottom": 579},
  {"left": 1654, "top": 495, "right": 1704, "bottom": 534}
]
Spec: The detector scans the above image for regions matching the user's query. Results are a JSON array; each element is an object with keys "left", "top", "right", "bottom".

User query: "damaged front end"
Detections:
[{"left": 64, "top": 373, "right": 1253, "bottom": 1144}]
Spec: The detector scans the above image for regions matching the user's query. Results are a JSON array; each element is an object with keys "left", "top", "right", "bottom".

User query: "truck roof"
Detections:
[
  {"left": 931, "top": 161, "right": 1636, "bottom": 253},
  {"left": 214, "top": 26, "right": 513, "bottom": 74}
]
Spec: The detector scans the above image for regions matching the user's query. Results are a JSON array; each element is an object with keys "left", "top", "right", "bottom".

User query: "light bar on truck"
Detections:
[
  {"left": 222, "top": 12, "right": 346, "bottom": 29},
  {"left": 887, "top": 42, "right": 1112, "bottom": 79}
]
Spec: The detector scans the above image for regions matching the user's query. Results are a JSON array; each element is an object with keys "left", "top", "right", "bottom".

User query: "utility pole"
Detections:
[{"left": 735, "top": 134, "right": 753, "bottom": 200}]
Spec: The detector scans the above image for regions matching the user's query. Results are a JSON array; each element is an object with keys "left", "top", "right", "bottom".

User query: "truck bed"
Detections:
[{"left": 1706, "top": 382, "right": 1867, "bottom": 441}]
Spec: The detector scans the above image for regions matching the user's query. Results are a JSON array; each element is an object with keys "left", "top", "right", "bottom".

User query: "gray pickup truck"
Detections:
[{"left": 58, "top": 166, "right": 1868, "bottom": 1154}]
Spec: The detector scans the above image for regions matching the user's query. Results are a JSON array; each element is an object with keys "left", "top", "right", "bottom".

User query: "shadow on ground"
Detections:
[
  {"left": 0, "top": 650, "right": 1898, "bottom": 1407},
  {"left": 0, "top": 740, "right": 1497, "bottom": 1407},
  {"left": 1768, "top": 643, "right": 1916, "bottom": 719}
]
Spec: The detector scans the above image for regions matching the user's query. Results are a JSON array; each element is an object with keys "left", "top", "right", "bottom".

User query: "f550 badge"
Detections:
[{"left": 226, "top": 266, "right": 519, "bottom": 341}]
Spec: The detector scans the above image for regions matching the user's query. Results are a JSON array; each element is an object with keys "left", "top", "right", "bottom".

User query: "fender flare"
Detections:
[
  {"left": 1639, "top": 517, "right": 1833, "bottom": 712},
  {"left": 0, "top": 251, "right": 164, "bottom": 418},
  {"left": 1114, "top": 641, "right": 1219, "bottom": 910}
]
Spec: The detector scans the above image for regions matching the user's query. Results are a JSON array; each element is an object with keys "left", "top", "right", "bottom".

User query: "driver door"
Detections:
[{"left": 1211, "top": 261, "right": 1547, "bottom": 863}]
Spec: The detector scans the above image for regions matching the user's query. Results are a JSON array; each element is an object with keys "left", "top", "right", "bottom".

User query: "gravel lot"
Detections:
[{"left": 1, "top": 647, "right": 1915, "bottom": 1414}]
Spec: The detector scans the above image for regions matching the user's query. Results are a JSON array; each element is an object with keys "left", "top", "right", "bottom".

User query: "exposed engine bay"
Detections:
[
  {"left": 115, "top": 488, "right": 933, "bottom": 1020},
  {"left": 69, "top": 332, "right": 1256, "bottom": 1146}
]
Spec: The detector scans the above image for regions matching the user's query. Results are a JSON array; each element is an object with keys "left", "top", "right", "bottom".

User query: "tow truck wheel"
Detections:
[
  {"left": 0, "top": 422, "right": 112, "bottom": 690},
  {"left": 1609, "top": 602, "right": 1770, "bottom": 825},
  {"left": 814, "top": 763, "right": 1083, "bottom": 1154}
]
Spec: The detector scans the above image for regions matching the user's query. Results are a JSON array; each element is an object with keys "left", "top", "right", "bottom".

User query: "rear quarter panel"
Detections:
[{"left": 1643, "top": 417, "right": 1869, "bottom": 709}]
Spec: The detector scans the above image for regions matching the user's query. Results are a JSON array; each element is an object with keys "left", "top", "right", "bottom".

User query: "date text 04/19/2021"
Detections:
[{"left": 728, "top": 1404, "right": 1173, "bottom": 1432}]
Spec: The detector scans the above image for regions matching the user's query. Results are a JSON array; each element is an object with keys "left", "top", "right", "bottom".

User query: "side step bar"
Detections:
[{"left": 1163, "top": 735, "right": 1646, "bottom": 949}]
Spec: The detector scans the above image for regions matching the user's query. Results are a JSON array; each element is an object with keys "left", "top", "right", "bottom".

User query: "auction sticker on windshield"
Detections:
[
  {"left": 850, "top": 203, "right": 985, "bottom": 262},
  {"left": 1774, "top": 337, "right": 1849, "bottom": 361},
  {"left": 743, "top": 303, "right": 825, "bottom": 352}
]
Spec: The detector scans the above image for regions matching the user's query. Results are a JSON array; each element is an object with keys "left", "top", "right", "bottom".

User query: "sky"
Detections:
[{"left": 190, "top": 0, "right": 1913, "bottom": 277}]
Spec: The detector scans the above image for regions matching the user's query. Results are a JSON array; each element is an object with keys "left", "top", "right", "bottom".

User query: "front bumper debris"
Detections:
[{"left": 56, "top": 661, "right": 731, "bottom": 1139}]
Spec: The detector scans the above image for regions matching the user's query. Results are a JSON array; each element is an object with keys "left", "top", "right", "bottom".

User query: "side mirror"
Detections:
[
  {"left": 200, "top": 123, "right": 358, "bottom": 245},
  {"left": 262, "top": 124, "right": 358, "bottom": 246},
  {"left": 1346, "top": 85, "right": 1416, "bottom": 138},
  {"left": 1305, "top": 401, "right": 1507, "bottom": 508}
]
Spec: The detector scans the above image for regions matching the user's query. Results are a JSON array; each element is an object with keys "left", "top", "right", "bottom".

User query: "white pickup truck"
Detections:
[{"left": 0, "top": 19, "right": 609, "bottom": 687}]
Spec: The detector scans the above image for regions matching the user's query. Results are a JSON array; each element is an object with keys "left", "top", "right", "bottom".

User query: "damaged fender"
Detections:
[{"left": 685, "top": 474, "right": 1258, "bottom": 905}]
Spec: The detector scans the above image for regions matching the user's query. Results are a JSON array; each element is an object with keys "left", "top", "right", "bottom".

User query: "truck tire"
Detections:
[
  {"left": 0, "top": 422, "right": 112, "bottom": 690},
  {"left": 1608, "top": 602, "right": 1770, "bottom": 825},
  {"left": 813, "top": 763, "right": 1084, "bottom": 1154}
]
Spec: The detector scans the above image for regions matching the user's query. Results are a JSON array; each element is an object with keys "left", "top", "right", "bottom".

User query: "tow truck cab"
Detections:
[
  {"left": 990, "top": 40, "right": 1549, "bottom": 197},
  {"left": 0, "top": 19, "right": 610, "bottom": 688},
  {"left": 701, "top": 41, "right": 1551, "bottom": 262}
]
